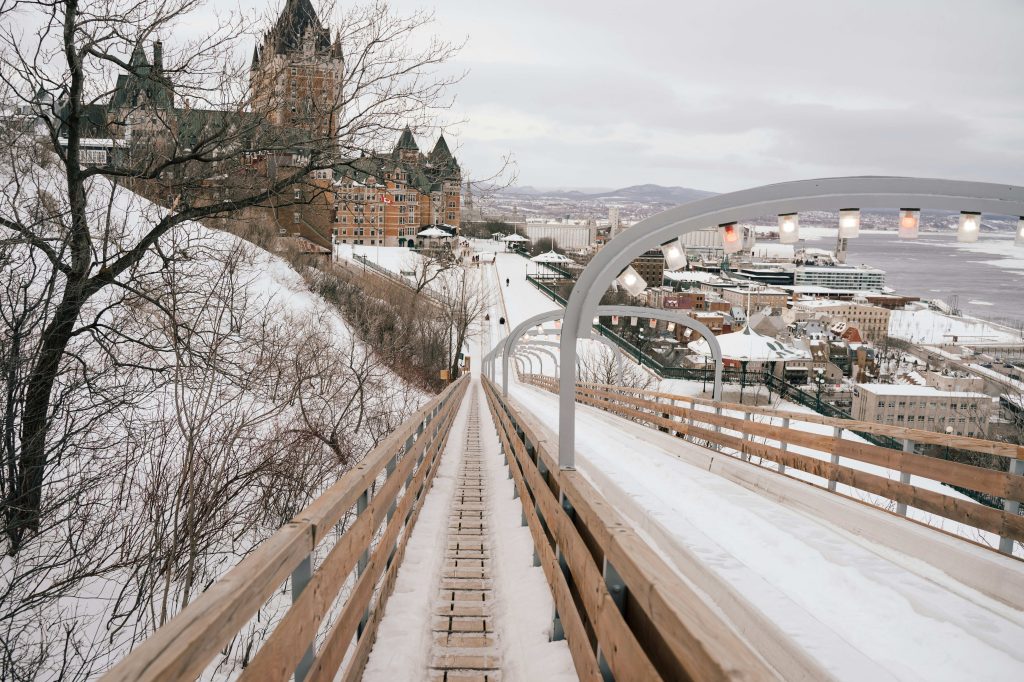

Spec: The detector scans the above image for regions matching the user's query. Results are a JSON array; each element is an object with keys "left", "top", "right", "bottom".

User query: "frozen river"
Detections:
[{"left": 801, "top": 231, "right": 1024, "bottom": 326}]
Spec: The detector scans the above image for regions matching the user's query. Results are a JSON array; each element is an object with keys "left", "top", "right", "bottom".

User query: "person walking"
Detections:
[{"left": 505, "top": 278, "right": 510, "bottom": 287}]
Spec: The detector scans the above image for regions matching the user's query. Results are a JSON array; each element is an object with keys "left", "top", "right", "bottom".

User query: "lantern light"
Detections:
[
  {"left": 1016, "top": 217, "right": 1024, "bottom": 247},
  {"left": 720, "top": 222, "right": 742, "bottom": 254},
  {"left": 649, "top": 318, "right": 657, "bottom": 329},
  {"left": 898, "top": 209, "right": 920, "bottom": 240},
  {"left": 778, "top": 213, "right": 800, "bottom": 244},
  {"left": 660, "top": 238, "right": 688, "bottom": 271},
  {"left": 957, "top": 211, "right": 981, "bottom": 243},
  {"left": 838, "top": 208, "right": 860, "bottom": 238},
  {"left": 617, "top": 266, "right": 647, "bottom": 297}
]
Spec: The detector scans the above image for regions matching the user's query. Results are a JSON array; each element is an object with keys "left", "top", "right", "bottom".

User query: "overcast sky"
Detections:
[{"left": 376, "top": 0, "right": 1024, "bottom": 193}]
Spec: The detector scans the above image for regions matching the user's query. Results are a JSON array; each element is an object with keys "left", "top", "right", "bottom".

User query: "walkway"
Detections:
[{"left": 429, "top": 395, "right": 502, "bottom": 681}]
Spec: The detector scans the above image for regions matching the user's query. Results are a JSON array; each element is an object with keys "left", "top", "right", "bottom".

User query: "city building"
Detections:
[
  {"left": 793, "top": 264, "right": 886, "bottom": 291},
  {"left": 630, "top": 250, "right": 667, "bottom": 288},
  {"left": 852, "top": 384, "right": 994, "bottom": 438},
  {"left": 331, "top": 129, "right": 462, "bottom": 247},
  {"left": 701, "top": 282, "right": 789, "bottom": 313},
  {"left": 647, "top": 287, "right": 706, "bottom": 310},
  {"left": 787, "top": 300, "right": 892, "bottom": 343},
  {"left": 33, "top": 0, "right": 462, "bottom": 250},
  {"left": 524, "top": 222, "right": 597, "bottom": 250}
]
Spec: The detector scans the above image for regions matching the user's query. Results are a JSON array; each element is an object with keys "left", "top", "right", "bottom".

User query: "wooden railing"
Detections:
[
  {"left": 481, "top": 375, "right": 778, "bottom": 681},
  {"left": 103, "top": 375, "right": 470, "bottom": 682},
  {"left": 520, "top": 374, "right": 1024, "bottom": 555}
]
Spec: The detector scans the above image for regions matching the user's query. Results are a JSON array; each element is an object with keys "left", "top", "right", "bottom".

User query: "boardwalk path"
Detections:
[{"left": 429, "top": 393, "right": 502, "bottom": 681}]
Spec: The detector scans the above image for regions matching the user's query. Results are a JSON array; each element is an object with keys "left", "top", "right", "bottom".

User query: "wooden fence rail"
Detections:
[
  {"left": 482, "top": 376, "right": 778, "bottom": 681},
  {"left": 520, "top": 374, "right": 1024, "bottom": 554},
  {"left": 103, "top": 376, "right": 470, "bottom": 682}
]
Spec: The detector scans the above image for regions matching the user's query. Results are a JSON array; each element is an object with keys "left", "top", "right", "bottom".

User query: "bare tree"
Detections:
[
  {"left": 578, "top": 343, "right": 654, "bottom": 390},
  {"left": 436, "top": 267, "right": 488, "bottom": 381},
  {"left": 0, "top": 0, "right": 458, "bottom": 552}
]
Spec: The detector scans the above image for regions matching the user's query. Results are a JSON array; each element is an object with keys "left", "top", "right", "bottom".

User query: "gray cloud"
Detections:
[{"left": 396, "top": 0, "right": 1024, "bottom": 191}]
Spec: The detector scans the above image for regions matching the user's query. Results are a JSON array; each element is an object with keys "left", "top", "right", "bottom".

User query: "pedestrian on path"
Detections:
[{"left": 505, "top": 278, "right": 510, "bottom": 287}]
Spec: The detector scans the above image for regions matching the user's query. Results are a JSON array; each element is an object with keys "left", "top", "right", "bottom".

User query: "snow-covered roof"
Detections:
[
  {"left": 662, "top": 271, "right": 721, "bottom": 283},
  {"left": 502, "top": 233, "right": 529, "bottom": 242},
  {"left": 530, "top": 250, "right": 573, "bottom": 264},
  {"left": 854, "top": 383, "right": 991, "bottom": 398},
  {"left": 690, "top": 326, "right": 811, "bottom": 361},
  {"left": 418, "top": 226, "right": 452, "bottom": 237}
]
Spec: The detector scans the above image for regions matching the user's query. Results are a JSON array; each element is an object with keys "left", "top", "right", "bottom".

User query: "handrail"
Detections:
[
  {"left": 103, "top": 375, "right": 470, "bottom": 682},
  {"left": 481, "top": 375, "right": 779, "bottom": 680},
  {"left": 520, "top": 374, "right": 1024, "bottom": 554},
  {"left": 570, "top": 378, "right": 1023, "bottom": 459}
]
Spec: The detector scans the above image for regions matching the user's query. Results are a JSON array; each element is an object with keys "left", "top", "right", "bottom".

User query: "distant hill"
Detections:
[{"left": 499, "top": 183, "right": 715, "bottom": 204}]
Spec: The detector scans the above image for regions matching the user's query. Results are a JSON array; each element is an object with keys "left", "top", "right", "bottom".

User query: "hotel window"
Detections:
[{"left": 292, "top": 212, "right": 301, "bottom": 224}]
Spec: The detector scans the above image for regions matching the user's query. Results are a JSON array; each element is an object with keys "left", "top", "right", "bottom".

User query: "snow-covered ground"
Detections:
[
  {"left": 889, "top": 307, "right": 1023, "bottom": 345},
  {"left": 507, "top": 381, "right": 1024, "bottom": 680},
  {"left": 1, "top": 159, "right": 426, "bottom": 677}
]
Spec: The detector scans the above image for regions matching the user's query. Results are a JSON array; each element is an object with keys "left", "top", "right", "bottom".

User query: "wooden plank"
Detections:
[
  {"left": 515, "top": 424, "right": 661, "bottom": 682},
  {"left": 483, "top": 384, "right": 603, "bottom": 682},
  {"left": 101, "top": 523, "right": 314, "bottom": 682},
  {"left": 569, "top": 379, "right": 1021, "bottom": 459},
  {"left": 485, "top": 379, "right": 775, "bottom": 681},
  {"left": 297, "top": 376, "right": 469, "bottom": 537},
  {"left": 239, "top": 389, "right": 450, "bottom": 680},
  {"left": 306, "top": 384, "right": 466, "bottom": 682},
  {"left": 575, "top": 390, "right": 1024, "bottom": 545},
  {"left": 575, "top": 385, "right": 1024, "bottom": 503},
  {"left": 342, "top": 385, "right": 465, "bottom": 682}
]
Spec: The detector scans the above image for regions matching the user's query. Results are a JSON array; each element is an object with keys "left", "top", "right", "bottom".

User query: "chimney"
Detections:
[{"left": 153, "top": 41, "right": 163, "bottom": 72}]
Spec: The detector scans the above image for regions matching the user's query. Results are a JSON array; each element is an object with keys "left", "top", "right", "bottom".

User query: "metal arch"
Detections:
[
  {"left": 516, "top": 349, "right": 542, "bottom": 375},
  {"left": 512, "top": 354, "right": 527, "bottom": 375},
  {"left": 520, "top": 344, "right": 560, "bottom": 377},
  {"left": 500, "top": 306, "right": 723, "bottom": 402},
  {"left": 558, "top": 176, "right": 1024, "bottom": 468},
  {"left": 525, "top": 333, "right": 623, "bottom": 384}
]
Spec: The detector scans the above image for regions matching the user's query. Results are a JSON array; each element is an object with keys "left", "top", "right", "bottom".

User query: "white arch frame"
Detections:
[
  {"left": 557, "top": 177, "right": 1024, "bottom": 468},
  {"left": 499, "top": 306, "right": 723, "bottom": 401}
]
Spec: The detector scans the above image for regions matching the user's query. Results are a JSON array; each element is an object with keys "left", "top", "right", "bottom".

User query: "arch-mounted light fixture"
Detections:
[
  {"left": 839, "top": 208, "right": 860, "bottom": 238},
  {"left": 778, "top": 212, "right": 800, "bottom": 244},
  {"left": 898, "top": 208, "right": 920, "bottom": 239},
  {"left": 957, "top": 211, "right": 981, "bottom": 243},
  {"left": 616, "top": 265, "right": 646, "bottom": 296},
  {"left": 660, "top": 237, "right": 688, "bottom": 271},
  {"left": 720, "top": 222, "right": 742, "bottom": 254},
  {"left": 1016, "top": 217, "right": 1024, "bottom": 247}
]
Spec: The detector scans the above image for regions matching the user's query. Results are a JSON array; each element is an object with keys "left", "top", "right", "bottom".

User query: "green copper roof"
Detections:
[{"left": 395, "top": 126, "right": 419, "bottom": 151}]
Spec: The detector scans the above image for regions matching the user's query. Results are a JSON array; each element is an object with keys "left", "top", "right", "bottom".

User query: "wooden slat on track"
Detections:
[{"left": 430, "top": 392, "right": 503, "bottom": 682}]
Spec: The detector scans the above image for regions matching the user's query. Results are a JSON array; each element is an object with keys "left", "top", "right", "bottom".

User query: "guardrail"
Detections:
[
  {"left": 520, "top": 374, "right": 1024, "bottom": 555},
  {"left": 103, "top": 376, "right": 470, "bottom": 682},
  {"left": 481, "top": 375, "right": 777, "bottom": 680},
  {"left": 351, "top": 253, "right": 444, "bottom": 305}
]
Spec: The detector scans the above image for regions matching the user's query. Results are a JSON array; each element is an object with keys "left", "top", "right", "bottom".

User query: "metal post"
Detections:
[
  {"left": 356, "top": 489, "right": 370, "bottom": 637},
  {"left": 896, "top": 439, "right": 913, "bottom": 516},
  {"left": 743, "top": 412, "right": 753, "bottom": 462},
  {"left": 828, "top": 425, "right": 842, "bottom": 492},
  {"left": 999, "top": 458, "right": 1024, "bottom": 554},
  {"left": 597, "top": 558, "right": 626, "bottom": 681},
  {"left": 778, "top": 416, "right": 789, "bottom": 475},
  {"left": 291, "top": 555, "right": 315, "bottom": 681}
]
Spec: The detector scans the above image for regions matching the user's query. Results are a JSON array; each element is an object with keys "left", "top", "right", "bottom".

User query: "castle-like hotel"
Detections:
[{"left": 35, "top": 0, "right": 461, "bottom": 249}]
